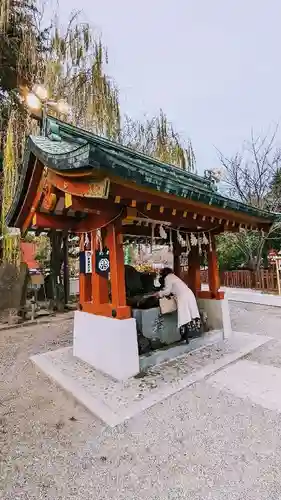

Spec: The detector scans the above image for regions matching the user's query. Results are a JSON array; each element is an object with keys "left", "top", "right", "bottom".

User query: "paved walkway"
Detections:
[{"left": 2, "top": 302, "right": 281, "bottom": 499}]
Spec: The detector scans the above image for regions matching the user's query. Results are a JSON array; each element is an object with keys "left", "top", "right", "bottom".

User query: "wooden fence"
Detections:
[{"left": 201, "top": 269, "right": 278, "bottom": 293}]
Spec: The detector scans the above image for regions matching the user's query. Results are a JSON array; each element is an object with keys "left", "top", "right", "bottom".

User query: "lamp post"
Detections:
[{"left": 24, "top": 84, "right": 71, "bottom": 136}]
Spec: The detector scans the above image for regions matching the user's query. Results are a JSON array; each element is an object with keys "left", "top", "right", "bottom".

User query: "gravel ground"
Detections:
[{"left": 1, "top": 302, "right": 281, "bottom": 499}]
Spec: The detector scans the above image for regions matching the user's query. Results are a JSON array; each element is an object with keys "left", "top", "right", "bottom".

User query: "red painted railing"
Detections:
[{"left": 201, "top": 269, "right": 278, "bottom": 293}]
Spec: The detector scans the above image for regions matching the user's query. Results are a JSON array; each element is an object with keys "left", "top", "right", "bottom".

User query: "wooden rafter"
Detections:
[
  {"left": 31, "top": 213, "right": 76, "bottom": 231},
  {"left": 15, "top": 158, "right": 45, "bottom": 228},
  {"left": 109, "top": 182, "right": 270, "bottom": 228},
  {"left": 22, "top": 169, "right": 47, "bottom": 233}
]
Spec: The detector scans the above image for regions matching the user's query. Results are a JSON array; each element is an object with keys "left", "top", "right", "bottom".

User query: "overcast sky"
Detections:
[{"left": 57, "top": 0, "right": 281, "bottom": 172}]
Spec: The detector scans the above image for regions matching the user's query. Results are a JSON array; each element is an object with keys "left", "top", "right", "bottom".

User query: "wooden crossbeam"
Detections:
[
  {"left": 109, "top": 182, "right": 269, "bottom": 228},
  {"left": 31, "top": 212, "right": 76, "bottom": 231}
]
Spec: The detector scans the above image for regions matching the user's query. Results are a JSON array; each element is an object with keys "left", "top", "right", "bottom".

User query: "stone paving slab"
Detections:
[
  {"left": 208, "top": 359, "right": 281, "bottom": 413},
  {"left": 31, "top": 331, "right": 271, "bottom": 427}
]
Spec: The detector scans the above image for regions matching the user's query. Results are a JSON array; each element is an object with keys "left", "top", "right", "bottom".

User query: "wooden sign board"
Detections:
[
  {"left": 85, "top": 251, "right": 92, "bottom": 274},
  {"left": 86, "top": 178, "right": 110, "bottom": 199},
  {"left": 30, "top": 273, "right": 44, "bottom": 286}
]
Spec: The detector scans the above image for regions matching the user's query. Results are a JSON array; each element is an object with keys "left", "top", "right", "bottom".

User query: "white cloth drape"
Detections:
[{"left": 158, "top": 273, "right": 199, "bottom": 328}]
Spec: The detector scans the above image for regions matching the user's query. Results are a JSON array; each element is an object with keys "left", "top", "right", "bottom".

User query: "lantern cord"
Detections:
[
  {"left": 137, "top": 210, "right": 221, "bottom": 235},
  {"left": 75, "top": 208, "right": 124, "bottom": 234}
]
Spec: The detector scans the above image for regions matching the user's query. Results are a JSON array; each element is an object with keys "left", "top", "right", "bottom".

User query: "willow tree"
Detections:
[
  {"left": 1, "top": 1, "right": 195, "bottom": 276},
  {"left": 0, "top": 0, "right": 45, "bottom": 263},
  {"left": 1, "top": 5, "right": 120, "bottom": 268},
  {"left": 121, "top": 111, "right": 195, "bottom": 170},
  {"left": 39, "top": 14, "right": 120, "bottom": 139}
]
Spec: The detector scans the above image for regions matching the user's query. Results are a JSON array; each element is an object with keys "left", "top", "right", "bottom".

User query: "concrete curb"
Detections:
[
  {"left": 0, "top": 312, "right": 74, "bottom": 332},
  {"left": 31, "top": 332, "right": 271, "bottom": 427}
]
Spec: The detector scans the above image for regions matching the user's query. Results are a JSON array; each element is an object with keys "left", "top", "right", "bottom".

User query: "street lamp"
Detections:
[{"left": 24, "top": 84, "right": 71, "bottom": 135}]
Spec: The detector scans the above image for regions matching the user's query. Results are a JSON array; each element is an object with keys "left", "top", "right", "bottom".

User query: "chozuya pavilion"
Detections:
[{"left": 7, "top": 117, "right": 277, "bottom": 380}]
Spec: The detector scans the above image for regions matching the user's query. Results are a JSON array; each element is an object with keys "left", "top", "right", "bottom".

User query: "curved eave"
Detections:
[
  {"left": 6, "top": 135, "right": 91, "bottom": 227},
  {"left": 88, "top": 147, "right": 278, "bottom": 224},
  {"left": 48, "top": 118, "right": 279, "bottom": 224},
  {"left": 6, "top": 126, "right": 280, "bottom": 229}
]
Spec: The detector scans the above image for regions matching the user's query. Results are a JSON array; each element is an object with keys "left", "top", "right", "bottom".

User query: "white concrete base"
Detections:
[
  {"left": 31, "top": 331, "right": 271, "bottom": 427},
  {"left": 198, "top": 297, "right": 232, "bottom": 339},
  {"left": 73, "top": 311, "right": 139, "bottom": 380}
]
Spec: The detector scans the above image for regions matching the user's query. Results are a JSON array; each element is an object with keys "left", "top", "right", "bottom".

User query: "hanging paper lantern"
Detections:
[{"left": 96, "top": 249, "right": 110, "bottom": 277}]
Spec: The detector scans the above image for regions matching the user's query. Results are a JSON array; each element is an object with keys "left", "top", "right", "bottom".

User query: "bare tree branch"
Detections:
[{"left": 217, "top": 127, "right": 281, "bottom": 269}]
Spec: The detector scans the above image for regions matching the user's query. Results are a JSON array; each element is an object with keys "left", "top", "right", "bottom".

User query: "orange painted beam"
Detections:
[
  {"left": 74, "top": 210, "right": 122, "bottom": 233},
  {"left": 109, "top": 182, "right": 269, "bottom": 228},
  {"left": 70, "top": 195, "right": 118, "bottom": 214},
  {"left": 81, "top": 302, "right": 131, "bottom": 319},
  {"left": 15, "top": 159, "right": 45, "bottom": 228},
  {"left": 22, "top": 173, "right": 47, "bottom": 234},
  {"left": 32, "top": 212, "right": 76, "bottom": 230},
  {"left": 47, "top": 170, "right": 109, "bottom": 199},
  {"left": 127, "top": 205, "right": 216, "bottom": 230}
]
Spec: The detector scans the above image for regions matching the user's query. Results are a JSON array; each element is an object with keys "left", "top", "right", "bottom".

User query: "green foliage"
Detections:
[
  {"left": 270, "top": 169, "right": 281, "bottom": 208},
  {"left": 217, "top": 234, "right": 243, "bottom": 271},
  {"left": 121, "top": 111, "right": 195, "bottom": 170},
  {"left": 217, "top": 232, "right": 259, "bottom": 270},
  {"left": 0, "top": 113, "right": 21, "bottom": 265},
  {"left": 124, "top": 245, "right": 136, "bottom": 266},
  {"left": 1, "top": 0, "right": 196, "bottom": 272},
  {"left": 35, "top": 235, "right": 51, "bottom": 268},
  {"left": 0, "top": 0, "right": 47, "bottom": 93},
  {"left": 42, "top": 15, "right": 120, "bottom": 140},
  {"left": 218, "top": 129, "right": 281, "bottom": 269},
  {"left": 24, "top": 233, "right": 50, "bottom": 267},
  {"left": 216, "top": 229, "right": 281, "bottom": 271}
]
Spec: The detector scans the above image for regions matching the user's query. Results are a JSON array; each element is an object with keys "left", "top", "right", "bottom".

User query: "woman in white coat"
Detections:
[{"left": 157, "top": 268, "right": 202, "bottom": 343}]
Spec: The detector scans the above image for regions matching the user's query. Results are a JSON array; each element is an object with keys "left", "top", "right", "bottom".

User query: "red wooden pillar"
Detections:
[
  {"left": 208, "top": 235, "right": 220, "bottom": 297},
  {"left": 106, "top": 222, "right": 131, "bottom": 319},
  {"left": 187, "top": 245, "right": 201, "bottom": 295}
]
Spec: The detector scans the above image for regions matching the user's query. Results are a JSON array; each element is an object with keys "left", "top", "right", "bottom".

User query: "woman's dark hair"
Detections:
[{"left": 160, "top": 267, "right": 173, "bottom": 280}]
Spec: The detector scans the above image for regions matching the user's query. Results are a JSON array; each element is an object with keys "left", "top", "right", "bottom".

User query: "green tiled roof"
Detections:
[{"left": 7, "top": 116, "right": 280, "bottom": 226}]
